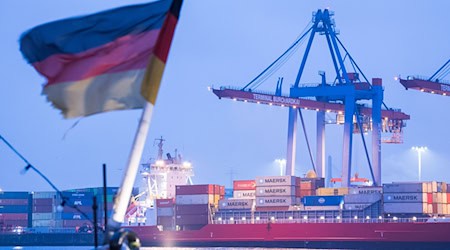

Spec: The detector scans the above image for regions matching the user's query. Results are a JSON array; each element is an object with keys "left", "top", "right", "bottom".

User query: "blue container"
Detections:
[
  {"left": 224, "top": 188, "right": 233, "bottom": 198},
  {"left": 0, "top": 192, "right": 30, "bottom": 199},
  {"left": 0, "top": 205, "right": 29, "bottom": 213},
  {"left": 61, "top": 192, "right": 94, "bottom": 198},
  {"left": 61, "top": 212, "right": 94, "bottom": 220},
  {"left": 303, "top": 195, "right": 344, "bottom": 206}
]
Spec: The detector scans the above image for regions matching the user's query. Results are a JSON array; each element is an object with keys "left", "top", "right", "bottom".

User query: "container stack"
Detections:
[
  {"left": 302, "top": 195, "right": 343, "bottom": 211},
  {"left": 0, "top": 192, "right": 31, "bottom": 229},
  {"left": 255, "top": 176, "right": 297, "bottom": 211},
  {"left": 58, "top": 191, "right": 95, "bottom": 229},
  {"left": 175, "top": 184, "right": 223, "bottom": 229},
  {"left": 233, "top": 180, "right": 256, "bottom": 199},
  {"left": 295, "top": 177, "right": 324, "bottom": 197},
  {"left": 383, "top": 182, "right": 430, "bottom": 215},
  {"left": 156, "top": 198, "right": 175, "bottom": 230},
  {"left": 32, "top": 192, "right": 56, "bottom": 227}
]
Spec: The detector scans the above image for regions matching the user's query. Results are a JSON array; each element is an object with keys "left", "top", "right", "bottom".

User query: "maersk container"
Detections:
[
  {"left": 383, "top": 193, "right": 427, "bottom": 203},
  {"left": 0, "top": 205, "right": 29, "bottom": 213},
  {"left": 303, "top": 195, "right": 344, "bottom": 206},
  {"left": 349, "top": 186, "right": 383, "bottom": 195},
  {"left": 156, "top": 198, "right": 175, "bottom": 208},
  {"left": 233, "top": 190, "right": 255, "bottom": 199},
  {"left": 175, "top": 204, "right": 209, "bottom": 215},
  {"left": 156, "top": 207, "right": 174, "bottom": 217},
  {"left": 176, "top": 184, "right": 215, "bottom": 195},
  {"left": 175, "top": 194, "right": 215, "bottom": 205},
  {"left": 344, "top": 203, "right": 370, "bottom": 210},
  {"left": 344, "top": 193, "right": 381, "bottom": 204},
  {"left": 0, "top": 192, "right": 29, "bottom": 199},
  {"left": 255, "top": 176, "right": 296, "bottom": 187},
  {"left": 383, "top": 183, "right": 427, "bottom": 193},
  {"left": 256, "top": 196, "right": 296, "bottom": 207},
  {"left": 233, "top": 180, "right": 256, "bottom": 190},
  {"left": 256, "top": 186, "right": 295, "bottom": 197},
  {"left": 0, "top": 199, "right": 28, "bottom": 206},
  {"left": 383, "top": 202, "right": 426, "bottom": 214},
  {"left": 219, "top": 198, "right": 253, "bottom": 210}
]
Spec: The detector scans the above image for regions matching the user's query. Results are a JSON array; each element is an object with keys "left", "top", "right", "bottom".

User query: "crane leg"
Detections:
[{"left": 286, "top": 107, "right": 298, "bottom": 176}]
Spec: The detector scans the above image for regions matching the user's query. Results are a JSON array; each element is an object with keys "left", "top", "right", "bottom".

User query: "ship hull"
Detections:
[{"left": 126, "top": 222, "right": 450, "bottom": 249}]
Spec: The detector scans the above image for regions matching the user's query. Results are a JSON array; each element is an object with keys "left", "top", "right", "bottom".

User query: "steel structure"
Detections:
[
  {"left": 212, "top": 9, "right": 410, "bottom": 187},
  {"left": 399, "top": 59, "right": 450, "bottom": 96}
]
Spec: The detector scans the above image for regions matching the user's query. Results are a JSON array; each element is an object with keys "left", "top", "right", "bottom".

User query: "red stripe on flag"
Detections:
[{"left": 153, "top": 14, "right": 178, "bottom": 63}]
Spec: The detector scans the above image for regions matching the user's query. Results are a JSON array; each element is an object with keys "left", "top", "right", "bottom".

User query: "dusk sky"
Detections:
[{"left": 1, "top": 0, "right": 449, "bottom": 192}]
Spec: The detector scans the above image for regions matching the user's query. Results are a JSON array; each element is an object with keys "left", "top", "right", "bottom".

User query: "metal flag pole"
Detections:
[{"left": 108, "top": 102, "right": 153, "bottom": 230}]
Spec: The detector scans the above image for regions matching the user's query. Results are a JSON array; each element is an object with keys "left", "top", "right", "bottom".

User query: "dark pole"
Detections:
[
  {"left": 103, "top": 164, "right": 108, "bottom": 235},
  {"left": 93, "top": 196, "right": 98, "bottom": 248}
]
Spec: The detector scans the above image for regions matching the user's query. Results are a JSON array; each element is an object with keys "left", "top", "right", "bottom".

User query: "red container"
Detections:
[
  {"left": 175, "top": 214, "right": 208, "bottom": 225},
  {"left": 0, "top": 199, "right": 28, "bottom": 206},
  {"left": 156, "top": 198, "right": 174, "bottom": 208},
  {"left": 255, "top": 206, "right": 289, "bottom": 211},
  {"left": 175, "top": 204, "right": 209, "bottom": 215},
  {"left": 427, "top": 193, "right": 433, "bottom": 204},
  {"left": 176, "top": 184, "right": 214, "bottom": 195},
  {"left": 0, "top": 213, "right": 28, "bottom": 220},
  {"left": 33, "top": 205, "right": 53, "bottom": 213},
  {"left": 233, "top": 180, "right": 256, "bottom": 191},
  {"left": 157, "top": 216, "right": 174, "bottom": 226},
  {"left": 432, "top": 203, "right": 438, "bottom": 214},
  {"left": 219, "top": 186, "right": 225, "bottom": 196},
  {"left": 62, "top": 219, "right": 91, "bottom": 227},
  {"left": 33, "top": 198, "right": 53, "bottom": 206},
  {"left": 1, "top": 219, "right": 28, "bottom": 227},
  {"left": 447, "top": 193, "right": 450, "bottom": 204},
  {"left": 299, "top": 181, "right": 313, "bottom": 190}
]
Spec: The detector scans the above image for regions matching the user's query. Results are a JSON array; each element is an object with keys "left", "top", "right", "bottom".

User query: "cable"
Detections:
[
  {"left": 0, "top": 134, "right": 103, "bottom": 232},
  {"left": 297, "top": 109, "right": 317, "bottom": 173}
]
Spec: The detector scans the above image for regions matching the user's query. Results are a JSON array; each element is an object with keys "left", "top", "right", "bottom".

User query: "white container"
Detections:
[
  {"left": 255, "top": 176, "right": 296, "bottom": 187},
  {"left": 156, "top": 207, "right": 174, "bottom": 216},
  {"left": 219, "top": 198, "right": 253, "bottom": 210},
  {"left": 383, "top": 202, "right": 426, "bottom": 214},
  {"left": 175, "top": 194, "right": 214, "bottom": 205},
  {"left": 32, "top": 192, "right": 56, "bottom": 199},
  {"left": 345, "top": 193, "right": 381, "bottom": 204},
  {"left": 383, "top": 193, "right": 427, "bottom": 203},
  {"left": 349, "top": 186, "right": 383, "bottom": 195},
  {"left": 233, "top": 190, "right": 255, "bottom": 199},
  {"left": 383, "top": 183, "right": 427, "bottom": 193},
  {"left": 256, "top": 196, "right": 296, "bottom": 207},
  {"left": 32, "top": 219, "right": 54, "bottom": 227},
  {"left": 32, "top": 213, "right": 53, "bottom": 220},
  {"left": 344, "top": 203, "right": 370, "bottom": 210},
  {"left": 304, "top": 205, "right": 340, "bottom": 211},
  {"left": 256, "top": 186, "right": 295, "bottom": 197}
]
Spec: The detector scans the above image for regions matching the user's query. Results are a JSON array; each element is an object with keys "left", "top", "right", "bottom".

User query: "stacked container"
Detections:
[
  {"left": 0, "top": 192, "right": 31, "bottom": 228},
  {"left": 58, "top": 191, "right": 95, "bottom": 228},
  {"left": 32, "top": 191, "right": 56, "bottom": 227},
  {"left": 156, "top": 198, "right": 174, "bottom": 230},
  {"left": 255, "top": 176, "right": 297, "bottom": 211},
  {"left": 295, "top": 177, "right": 325, "bottom": 197},
  {"left": 383, "top": 182, "right": 429, "bottom": 215},
  {"left": 175, "top": 184, "right": 223, "bottom": 229},
  {"left": 233, "top": 180, "right": 256, "bottom": 199}
]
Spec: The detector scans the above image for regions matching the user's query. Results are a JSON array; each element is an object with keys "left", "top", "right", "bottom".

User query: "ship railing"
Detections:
[{"left": 212, "top": 217, "right": 431, "bottom": 224}]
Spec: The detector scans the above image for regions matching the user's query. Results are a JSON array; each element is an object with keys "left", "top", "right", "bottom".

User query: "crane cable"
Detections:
[
  {"left": 354, "top": 110, "right": 377, "bottom": 186},
  {"left": 297, "top": 109, "right": 317, "bottom": 174}
]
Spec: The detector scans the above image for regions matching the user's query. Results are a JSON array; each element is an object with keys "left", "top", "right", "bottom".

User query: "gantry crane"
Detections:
[
  {"left": 212, "top": 9, "right": 410, "bottom": 187},
  {"left": 399, "top": 59, "right": 450, "bottom": 95}
]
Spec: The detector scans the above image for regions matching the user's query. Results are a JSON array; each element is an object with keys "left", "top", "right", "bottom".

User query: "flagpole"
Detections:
[{"left": 109, "top": 102, "right": 153, "bottom": 229}]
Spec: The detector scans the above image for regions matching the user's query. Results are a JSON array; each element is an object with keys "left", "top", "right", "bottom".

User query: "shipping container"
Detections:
[
  {"left": 256, "top": 196, "right": 296, "bottom": 207},
  {"left": 316, "top": 188, "right": 349, "bottom": 196},
  {"left": 61, "top": 212, "right": 93, "bottom": 220},
  {"left": 427, "top": 193, "right": 433, "bottom": 204},
  {"left": 219, "top": 199, "right": 253, "bottom": 210},
  {"left": 0, "top": 213, "right": 28, "bottom": 220},
  {"left": 175, "top": 194, "right": 216, "bottom": 205},
  {"left": 32, "top": 192, "right": 56, "bottom": 199},
  {"left": 156, "top": 207, "right": 174, "bottom": 217},
  {"left": 0, "top": 219, "right": 28, "bottom": 227},
  {"left": 256, "top": 186, "right": 295, "bottom": 197},
  {"left": 32, "top": 213, "right": 53, "bottom": 220},
  {"left": 344, "top": 193, "right": 381, "bottom": 204},
  {"left": 176, "top": 185, "right": 215, "bottom": 195},
  {"left": 233, "top": 190, "right": 255, "bottom": 199},
  {"left": 0, "top": 199, "right": 28, "bottom": 206},
  {"left": 233, "top": 180, "right": 256, "bottom": 190},
  {"left": 219, "top": 186, "right": 225, "bottom": 196},
  {"left": 344, "top": 203, "right": 370, "bottom": 210},
  {"left": 156, "top": 198, "right": 175, "bottom": 208},
  {"left": 383, "top": 183, "right": 427, "bottom": 193},
  {"left": 256, "top": 176, "right": 296, "bottom": 187},
  {"left": 303, "top": 196, "right": 343, "bottom": 206},
  {"left": 62, "top": 220, "right": 92, "bottom": 227},
  {"left": 304, "top": 205, "right": 340, "bottom": 211},
  {"left": 432, "top": 203, "right": 438, "bottom": 214},
  {"left": 62, "top": 205, "right": 95, "bottom": 214},
  {"left": 61, "top": 192, "right": 94, "bottom": 198},
  {"left": 349, "top": 186, "right": 383, "bottom": 195},
  {"left": 32, "top": 219, "right": 54, "bottom": 227},
  {"left": 255, "top": 206, "right": 290, "bottom": 211},
  {"left": 0, "top": 192, "right": 29, "bottom": 199},
  {"left": 175, "top": 204, "right": 209, "bottom": 215},
  {"left": 33, "top": 198, "right": 53, "bottom": 206},
  {"left": 33, "top": 205, "right": 53, "bottom": 213},
  {"left": 64, "top": 197, "right": 94, "bottom": 206},
  {"left": 383, "top": 202, "right": 426, "bottom": 214},
  {"left": 298, "top": 181, "right": 312, "bottom": 190},
  {"left": 296, "top": 189, "right": 315, "bottom": 197},
  {"left": 175, "top": 214, "right": 209, "bottom": 225},
  {"left": 0, "top": 205, "right": 29, "bottom": 213},
  {"left": 157, "top": 216, "right": 174, "bottom": 227},
  {"left": 383, "top": 193, "right": 427, "bottom": 203},
  {"left": 224, "top": 188, "right": 233, "bottom": 198}
]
